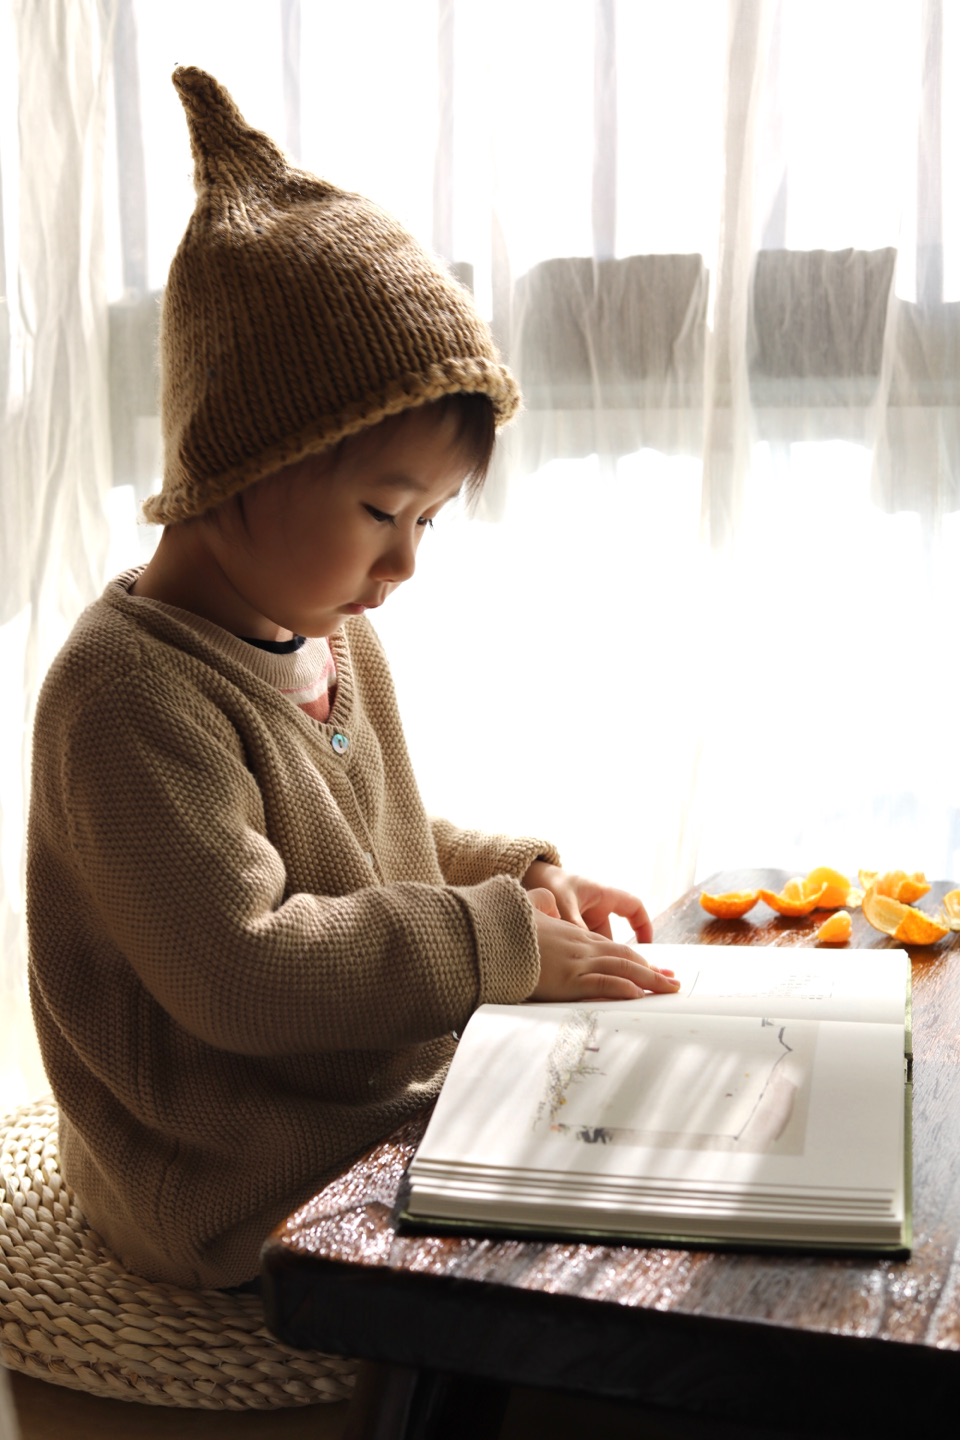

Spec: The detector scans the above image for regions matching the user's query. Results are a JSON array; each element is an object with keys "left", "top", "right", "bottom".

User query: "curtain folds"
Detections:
[
  {"left": 2, "top": 0, "right": 118, "bottom": 1099},
  {"left": 1, "top": 0, "right": 957, "bottom": 1101}
]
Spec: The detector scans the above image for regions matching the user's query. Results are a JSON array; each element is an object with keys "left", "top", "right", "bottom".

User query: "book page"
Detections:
[
  {"left": 627, "top": 944, "right": 909, "bottom": 1027},
  {"left": 414, "top": 1005, "right": 904, "bottom": 1201},
  {"left": 535, "top": 1007, "right": 813, "bottom": 1155}
]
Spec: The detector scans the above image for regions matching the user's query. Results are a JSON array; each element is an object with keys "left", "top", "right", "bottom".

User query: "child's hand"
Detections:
[
  {"left": 526, "top": 899, "right": 680, "bottom": 1002},
  {"left": 522, "top": 860, "right": 654, "bottom": 943},
  {"left": 522, "top": 863, "right": 672, "bottom": 1001}
]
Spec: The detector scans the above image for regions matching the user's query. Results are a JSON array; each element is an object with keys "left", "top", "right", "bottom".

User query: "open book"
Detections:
[{"left": 400, "top": 945, "right": 912, "bottom": 1255}]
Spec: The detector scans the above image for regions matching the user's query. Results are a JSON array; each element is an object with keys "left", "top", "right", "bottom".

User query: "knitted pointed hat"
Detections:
[{"left": 145, "top": 67, "right": 520, "bottom": 524}]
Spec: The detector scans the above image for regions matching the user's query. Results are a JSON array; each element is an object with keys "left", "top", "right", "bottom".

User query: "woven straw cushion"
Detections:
[{"left": 0, "top": 1097, "right": 355, "bottom": 1408}]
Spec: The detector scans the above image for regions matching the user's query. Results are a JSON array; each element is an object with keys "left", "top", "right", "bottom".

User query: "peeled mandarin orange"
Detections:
[
  {"left": 939, "top": 888, "right": 959, "bottom": 932},
  {"left": 758, "top": 883, "right": 828, "bottom": 916},
  {"left": 802, "top": 866, "right": 862, "bottom": 909},
  {"left": 862, "top": 870, "right": 931, "bottom": 904},
  {"left": 886, "top": 871, "right": 930, "bottom": 903},
  {"left": 816, "top": 910, "right": 852, "bottom": 944},
  {"left": 862, "top": 886, "right": 949, "bottom": 945},
  {"left": 699, "top": 890, "right": 760, "bottom": 919}
]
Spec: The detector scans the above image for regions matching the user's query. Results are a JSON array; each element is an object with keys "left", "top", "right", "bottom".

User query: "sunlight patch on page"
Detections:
[{"left": 535, "top": 1010, "right": 813, "bottom": 1156}]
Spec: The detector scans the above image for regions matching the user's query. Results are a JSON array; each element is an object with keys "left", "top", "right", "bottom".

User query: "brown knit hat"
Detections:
[{"left": 144, "top": 67, "right": 520, "bottom": 525}]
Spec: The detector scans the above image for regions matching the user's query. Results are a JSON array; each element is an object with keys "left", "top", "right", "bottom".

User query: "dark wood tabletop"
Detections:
[{"left": 262, "top": 870, "right": 959, "bottom": 1438}]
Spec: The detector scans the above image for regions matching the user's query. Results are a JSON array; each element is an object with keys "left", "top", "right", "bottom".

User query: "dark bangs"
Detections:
[{"left": 431, "top": 393, "right": 497, "bottom": 498}]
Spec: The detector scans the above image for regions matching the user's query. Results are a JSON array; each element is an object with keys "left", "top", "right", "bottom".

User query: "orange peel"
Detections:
[
  {"left": 858, "top": 870, "right": 931, "bottom": 904},
  {"left": 816, "top": 910, "right": 852, "bottom": 945},
  {"left": 862, "top": 885, "right": 949, "bottom": 945},
  {"left": 758, "top": 881, "right": 828, "bottom": 916},
  {"left": 938, "top": 888, "right": 959, "bottom": 932},
  {"left": 699, "top": 890, "right": 760, "bottom": 919}
]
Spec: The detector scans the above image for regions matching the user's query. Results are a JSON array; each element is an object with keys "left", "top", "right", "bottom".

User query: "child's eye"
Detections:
[
  {"left": 364, "top": 505, "right": 396, "bottom": 525},
  {"left": 417, "top": 516, "right": 435, "bottom": 529}
]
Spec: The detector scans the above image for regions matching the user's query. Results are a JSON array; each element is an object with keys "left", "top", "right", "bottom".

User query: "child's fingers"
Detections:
[
  {"left": 531, "top": 915, "right": 680, "bottom": 1001},
  {"left": 547, "top": 892, "right": 589, "bottom": 927},
  {"left": 572, "top": 970, "right": 649, "bottom": 1001},
  {"left": 574, "top": 951, "right": 680, "bottom": 998},
  {"left": 549, "top": 882, "right": 590, "bottom": 929},
  {"left": 526, "top": 886, "right": 562, "bottom": 918},
  {"left": 581, "top": 885, "right": 653, "bottom": 944},
  {"left": 612, "top": 891, "right": 653, "bottom": 944}
]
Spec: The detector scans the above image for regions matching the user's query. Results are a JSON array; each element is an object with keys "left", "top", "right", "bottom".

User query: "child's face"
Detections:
[{"left": 198, "top": 407, "right": 467, "bottom": 641}]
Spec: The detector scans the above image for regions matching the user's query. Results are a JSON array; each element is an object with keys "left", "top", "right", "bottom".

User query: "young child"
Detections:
[{"left": 26, "top": 68, "right": 678, "bottom": 1290}]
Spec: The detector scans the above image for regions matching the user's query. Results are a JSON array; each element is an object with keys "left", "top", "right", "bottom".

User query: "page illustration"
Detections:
[{"left": 533, "top": 1009, "right": 814, "bottom": 1156}]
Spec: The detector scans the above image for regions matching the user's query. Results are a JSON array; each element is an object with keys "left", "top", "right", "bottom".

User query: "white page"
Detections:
[
  {"left": 626, "top": 944, "right": 909, "bottom": 1026},
  {"left": 413, "top": 1006, "right": 904, "bottom": 1205}
]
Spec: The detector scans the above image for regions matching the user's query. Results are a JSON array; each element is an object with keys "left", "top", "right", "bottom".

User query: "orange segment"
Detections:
[
  {"left": 758, "top": 883, "right": 828, "bottom": 916},
  {"left": 939, "top": 888, "right": 959, "bottom": 932},
  {"left": 700, "top": 890, "right": 760, "bottom": 919},
  {"left": 816, "top": 910, "right": 852, "bottom": 945},
  {"left": 862, "top": 886, "right": 949, "bottom": 945}
]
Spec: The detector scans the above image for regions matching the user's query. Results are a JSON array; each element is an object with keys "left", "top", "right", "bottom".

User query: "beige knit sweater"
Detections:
[{"left": 27, "top": 574, "right": 553, "bottom": 1287}]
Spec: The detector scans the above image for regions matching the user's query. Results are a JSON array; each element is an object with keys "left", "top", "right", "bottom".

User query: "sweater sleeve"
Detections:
[
  {"left": 31, "top": 664, "right": 542, "bottom": 1059},
  {"left": 430, "top": 816, "right": 561, "bottom": 887}
]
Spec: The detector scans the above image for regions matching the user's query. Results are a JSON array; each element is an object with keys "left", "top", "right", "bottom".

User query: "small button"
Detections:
[{"left": 331, "top": 732, "right": 349, "bottom": 755}]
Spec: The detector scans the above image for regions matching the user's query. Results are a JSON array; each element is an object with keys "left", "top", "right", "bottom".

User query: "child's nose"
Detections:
[{"left": 372, "top": 532, "right": 417, "bottom": 584}]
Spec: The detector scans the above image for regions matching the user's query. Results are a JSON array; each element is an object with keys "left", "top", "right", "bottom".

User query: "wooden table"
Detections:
[{"left": 262, "top": 871, "right": 959, "bottom": 1438}]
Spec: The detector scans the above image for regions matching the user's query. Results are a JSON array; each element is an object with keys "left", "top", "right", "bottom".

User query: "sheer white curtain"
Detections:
[{"left": 2, "top": 0, "right": 957, "bottom": 1103}]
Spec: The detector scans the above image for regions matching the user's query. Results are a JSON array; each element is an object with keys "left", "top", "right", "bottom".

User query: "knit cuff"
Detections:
[
  {"left": 453, "top": 874, "right": 542, "bottom": 1007},
  {"left": 493, "top": 835, "right": 563, "bottom": 883},
  {"left": 431, "top": 816, "right": 560, "bottom": 888}
]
